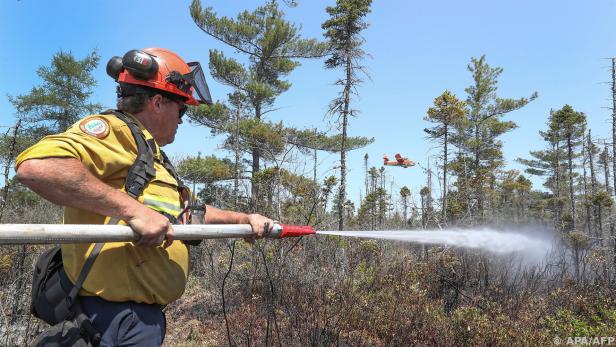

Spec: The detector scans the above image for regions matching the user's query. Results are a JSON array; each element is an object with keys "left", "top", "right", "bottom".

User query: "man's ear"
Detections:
[{"left": 151, "top": 94, "right": 165, "bottom": 112}]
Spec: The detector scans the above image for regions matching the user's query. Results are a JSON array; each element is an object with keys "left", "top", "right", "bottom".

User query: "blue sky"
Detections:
[{"left": 1, "top": 0, "right": 616, "bottom": 208}]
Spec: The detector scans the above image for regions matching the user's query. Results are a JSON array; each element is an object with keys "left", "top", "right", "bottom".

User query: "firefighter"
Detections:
[{"left": 15, "top": 48, "right": 274, "bottom": 346}]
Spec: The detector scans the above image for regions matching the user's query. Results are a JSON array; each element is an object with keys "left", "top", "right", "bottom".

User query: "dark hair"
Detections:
[
  {"left": 116, "top": 83, "right": 185, "bottom": 114},
  {"left": 117, "top": 94, "right": 151, "bottom": 114}
]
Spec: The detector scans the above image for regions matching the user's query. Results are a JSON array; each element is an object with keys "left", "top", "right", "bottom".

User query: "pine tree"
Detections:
[
  {"left": 177, "top": 154, "right": 235, "bottom": 195},
  {"left": 400, "top": 186, "right": 411, "bottom": 226},
  {"left": 357, "top": 187, "right": 386, "bottom": 230},
  {"left": 368, "top": 166, "right": 378, "bottom": 193},
  {"left": 284, "top": 129, "right": 373, "bottom": 154},
  {"left": 424, "top": 90, "right": 467, "bottom": 223},
  {"left": 322, "top": 0, "right": 372, "bottom": 231},
  {"left": 321, "top": 175, "right": 338, "bottom": 214},
  {"left": 9, "top": 50, "right": 101, "bottom": 139},
  {"left": 584, "top": 130, "right": 612, "bottom": 241},
  {"left": 455, "top": 55, "right": 537, "bottom": 223},
  {"left": 518, "top": 118, "right": 568, "bottom": 229},
  {"left": 420, "top": 186, "right": 431, "bottom": 229},
  {"left": 497, "top": 170, "right": 532, "bottom": 222},
  {"left": 550, "top": 105, "right": 586, "bottom": 230},
  {"left": 190, "top": 0, "right": 328, "bottom": 207}
]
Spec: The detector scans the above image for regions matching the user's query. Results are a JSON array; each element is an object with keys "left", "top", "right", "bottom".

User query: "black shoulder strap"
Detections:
[
  {"left": 66, "top": 242, "right": 104, "bottom": 307},
  {"left": 159, "top": 149, "right": 184, "bottom": 187},
  {"left": 65, "top": 217, "right": 117, "bottom": 322},
  {"left": 101, "top": 109, "right": 157, "bottom": 199}
]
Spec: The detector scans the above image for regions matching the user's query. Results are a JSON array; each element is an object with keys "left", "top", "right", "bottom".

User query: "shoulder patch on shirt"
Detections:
[{"left": 79, "top": 117, "right": 110, "bottom": 139}]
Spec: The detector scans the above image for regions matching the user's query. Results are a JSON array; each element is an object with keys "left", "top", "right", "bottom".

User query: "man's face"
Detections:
[{"left": 149, "top": 95, "right": 184, "bottom": 146}]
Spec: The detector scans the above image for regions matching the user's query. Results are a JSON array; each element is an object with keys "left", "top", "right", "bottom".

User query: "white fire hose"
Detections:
[{"left": 0, "top": 223, "right": 316, "bottom": 244}]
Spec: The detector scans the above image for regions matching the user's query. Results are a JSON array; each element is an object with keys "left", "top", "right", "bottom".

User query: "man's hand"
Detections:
[
  {"left": 246, "top": 213, "right": 275, "bottom": 238},
  {"left": 126, "top": 206, "right": 175, "bottom": 248},
  {"left": 201, "top": 205, "right": 275, "bottom": 243}
]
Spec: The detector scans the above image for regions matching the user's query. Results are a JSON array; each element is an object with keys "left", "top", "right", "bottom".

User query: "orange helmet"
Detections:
[{"left": 106, "top": 48, "right": 212, "bottom": 106}]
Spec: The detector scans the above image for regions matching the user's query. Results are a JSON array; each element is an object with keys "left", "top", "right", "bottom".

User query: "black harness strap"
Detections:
[
  {"left": 160, "top": 150, "right": 182, "bottom": 185},
  {"left": 102, "top": 110, "right": 186, "bottom": 195},
  {"left": 102, "top": 110, "right": 157, "bottom": 199},
  {"left": 66, "top": 243, "right": 104, "bottom": 308}
]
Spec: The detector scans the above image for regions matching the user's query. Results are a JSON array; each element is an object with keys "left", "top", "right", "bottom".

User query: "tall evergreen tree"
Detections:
[
  {"left": 424, "top": 90, "right": 467, "bottom": 223},
  {"left": 321, "top": 175, "right": 338, "bottom": 214},
  {"left": 453, "top": 55, "right": 537, "bottom": 223},
  {"left": 9, "top": 50, "right": 101, "bottom": 139},
  {"left": 322, "top": 0, "right": 372, "bottom": 231},
  {"left": 550, "top": 105, "right": 586, "bottom": 230},
  {"left": 190, "top": 1, "right": 328, "bottom": 208},
  {"left": 420, "top": 186, "right": 431, "bottom": 228},
  {"left": 400, "top": 186, "right": 410, "bottom": 226},
  {"left": 518, "top": 123, "right": 568, "bottom": 229},
  {"left": 496, "top": 170, "right": 532, "bottom": 223},
  {"left": 357, "top": 187, "right": 386, "bottom": 230}
]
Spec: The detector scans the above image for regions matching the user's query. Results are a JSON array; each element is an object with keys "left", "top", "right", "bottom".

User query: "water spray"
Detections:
[
  {"left": 318, "top": 228, "right": 553, "bottom": 254},
  {"left": 319, "top": 227, "right": 556, "bottom": 264}
]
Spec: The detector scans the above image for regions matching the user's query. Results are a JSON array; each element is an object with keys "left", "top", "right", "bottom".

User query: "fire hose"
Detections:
[{"left": 0, "top": 223, "right": 316, "bottom": 244}]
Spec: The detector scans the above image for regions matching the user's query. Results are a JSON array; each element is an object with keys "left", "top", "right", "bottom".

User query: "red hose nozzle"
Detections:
[{"left": 277, "top": 224, "right": 316, "bottom": 238}]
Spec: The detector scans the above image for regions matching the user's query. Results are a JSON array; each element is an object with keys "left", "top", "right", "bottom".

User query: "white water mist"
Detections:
[{"left": 318, "top": 227, "right": 555, "bottom": 262}]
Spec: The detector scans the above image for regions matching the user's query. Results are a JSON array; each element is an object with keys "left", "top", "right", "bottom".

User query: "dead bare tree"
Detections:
[
  {"left": 0, "top": 120, "right": 21, "bottom": 222},
  {"left": 612, "top": 58, "right": 616, "bottom": 198}
]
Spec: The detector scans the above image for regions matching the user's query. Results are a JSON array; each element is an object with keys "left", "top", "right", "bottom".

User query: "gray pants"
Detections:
[{"left": 80, "top": 296, "right": 165, "bottom": 347}]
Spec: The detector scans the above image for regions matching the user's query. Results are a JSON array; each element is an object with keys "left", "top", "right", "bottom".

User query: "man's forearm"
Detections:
[
  {"left": 203, "top": 205, "right": 274, "bottom": 238},
  {"left": 16, "top": 158, "right": 145, "bottom": 221},
  {"left": 203, "top": 205, "right": 250, "bottom": 224}
]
